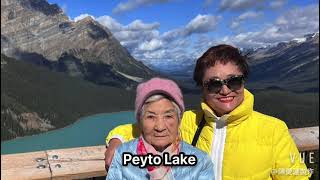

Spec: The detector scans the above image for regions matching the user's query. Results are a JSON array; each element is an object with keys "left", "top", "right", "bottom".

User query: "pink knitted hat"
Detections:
[{"left": 135, "top": 77, "right": 185, "bottom": 121}]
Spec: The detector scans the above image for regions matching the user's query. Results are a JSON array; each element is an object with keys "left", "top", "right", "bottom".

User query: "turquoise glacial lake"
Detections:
[{"left": 1, "top": 111, "right": 135, "bottom": 154}]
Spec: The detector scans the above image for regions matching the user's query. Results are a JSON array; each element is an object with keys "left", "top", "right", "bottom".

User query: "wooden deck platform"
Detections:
[{"left": 1, "top": 126, "right": 319, "bottom": 180}]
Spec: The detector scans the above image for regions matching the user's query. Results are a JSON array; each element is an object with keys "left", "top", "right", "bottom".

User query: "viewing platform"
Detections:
[{"left": 1, "top": 126, "right": 319, "bottom": 180}]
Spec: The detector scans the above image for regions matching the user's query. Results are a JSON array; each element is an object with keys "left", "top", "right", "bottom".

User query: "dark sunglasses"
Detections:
[{"left": 203, "top": 75, "right": 245, "bottom": 93}]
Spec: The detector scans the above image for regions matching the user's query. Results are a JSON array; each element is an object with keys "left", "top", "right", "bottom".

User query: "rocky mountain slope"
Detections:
[
  {"left": 1, "top": 0, "right": 155, "bottom": 89},
  {"left": 246, "top": 32, "right": 319, "bottom": 92}
]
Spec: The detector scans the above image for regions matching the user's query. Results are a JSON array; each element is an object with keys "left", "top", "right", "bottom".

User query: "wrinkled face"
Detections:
[
  {"left": 141, "top": 98, "right": 179, "bottom": 152},
  {"left": 203, "top": 61, "right": 245, "bottom": 116}
]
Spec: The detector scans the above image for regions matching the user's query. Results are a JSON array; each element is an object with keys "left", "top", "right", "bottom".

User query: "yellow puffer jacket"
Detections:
[{"left": 106, "top": 89, "right": 309, "bottom": 179}]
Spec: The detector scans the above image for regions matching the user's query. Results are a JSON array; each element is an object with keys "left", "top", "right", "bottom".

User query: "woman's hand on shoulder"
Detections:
[{"left": 105, "top": 138, "right": 122, "bottom": 171}]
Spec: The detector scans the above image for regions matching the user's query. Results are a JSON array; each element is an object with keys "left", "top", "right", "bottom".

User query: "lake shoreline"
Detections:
[
  {"left": 1, "top": 110, "right": 134, "bottom": 143},
  {"left": 1, "top": 111, "right": 136, "bottom": 154}
]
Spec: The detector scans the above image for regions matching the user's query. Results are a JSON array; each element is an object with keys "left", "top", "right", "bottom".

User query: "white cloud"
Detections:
[
  {"left": 102, "top": 19, "right": 160, "bottom": 46},
  {"left": 270, "top": 0, "right": 287, "bottom": 9},
  {"left": 185, "top": 14, "right": 221, "bottom": 35},
  {"left": 238, "top": 11, "right": 263, "bottom": 21},
  {"left": 163, "top": 14, "right": 221, "bottom": 41},
  {"left": 162, "top": 29, "right": 183, "bottom": 42},
  {"left": 219, "top": 0, "right": 266, "bottom": 11},
  {"left": 73, "top": 14, "right": 94, "bottom": 22},
  {"left": 221, "top": 26, "right": 292, "bottom": 48},
  {"left": 96, "top": 16, "right": 123, "bottom": 32},
  {"left": 117, "top": 29, "right": 159, "bottom": 42},
  {"left": 113, "top": 0, "right": 172, "bottom": 14},
  {"left": 138, "top": 38, "right": 164, "bottom": 51},
  {"left": 230, "top": 21, "right": 241, "bottom": 29},
  {"left": 224, "top": 4, "right": 319, "bottom": 47},
  {"left": 230, "top": 11, "right": 263, "bottom": 30},
  {"left": 139, "top": 49, "right": 166, "bottom": 60},
  {"left": 275, "top": 16, "right": 288, "bottom": 25},
  {"left": 274, "top": 4, "right": 319, "bottom": 35},
  {"left": 126, "top": 20, "right": 160, "bottom": 31},
  {"left": 114, "top": 29, "right": 160, "bottom": 52}
]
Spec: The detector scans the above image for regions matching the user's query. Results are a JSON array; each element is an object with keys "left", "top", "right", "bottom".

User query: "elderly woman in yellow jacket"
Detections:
[{"left": 105, "top": 44, "right": 309, "bottom": 179}]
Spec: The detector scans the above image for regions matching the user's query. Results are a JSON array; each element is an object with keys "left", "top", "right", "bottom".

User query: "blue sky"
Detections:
[{"left": 47, "top": 0, "right": 319, "bottom": 66}]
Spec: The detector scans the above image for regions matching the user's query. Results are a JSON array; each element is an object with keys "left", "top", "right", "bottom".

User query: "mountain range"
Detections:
[
  {"left": 1, "top": 0, "right": 155, "bottom": 89},
  {"left": 246, "top": 32, "right": 319, "bottom": 93},
  {"left": 1, "top": 0, "right": 318, "bottom": 141}
]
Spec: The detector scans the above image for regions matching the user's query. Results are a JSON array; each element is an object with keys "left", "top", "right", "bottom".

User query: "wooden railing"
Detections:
[{"left": 1, "top": 126, "right": 319, "bottom": 180}]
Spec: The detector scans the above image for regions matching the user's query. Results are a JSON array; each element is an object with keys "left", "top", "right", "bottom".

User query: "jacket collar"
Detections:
[{"left": 200, "top": 89, "right": 254, "bottom": 127}]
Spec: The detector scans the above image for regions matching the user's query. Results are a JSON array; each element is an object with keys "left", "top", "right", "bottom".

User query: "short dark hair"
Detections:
[{"left": 193, "top": 44, "right": 249, "bottom": 86}]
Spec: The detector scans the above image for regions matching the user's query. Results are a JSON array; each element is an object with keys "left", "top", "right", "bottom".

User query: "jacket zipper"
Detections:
[{"left": 211, "top": 116, "right": 228, "bottom": 180}]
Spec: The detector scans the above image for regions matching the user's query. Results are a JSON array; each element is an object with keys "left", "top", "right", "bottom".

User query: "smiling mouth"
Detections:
[
  {"left": 154, "top": 135, "right": 168, "bottom": 138},
  {"left": 218, "top": 96, "right": 234, "bottom": 103}
]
